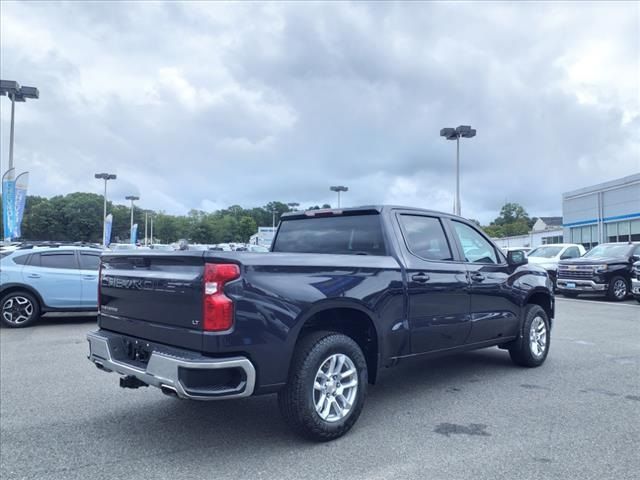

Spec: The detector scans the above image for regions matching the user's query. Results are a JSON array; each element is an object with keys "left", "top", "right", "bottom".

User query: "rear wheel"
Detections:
[
  {"left": 607, "top": 276, "right": 628, "bottom": 301},
  {"left": 278, "top": 331, "right": 368, "bottom": 441},
  {"left": 509, "top": 304, "right": 550, "bottom": 367},
  {"left": 1, "top": 291, "right": 40, "bottom": 328}
]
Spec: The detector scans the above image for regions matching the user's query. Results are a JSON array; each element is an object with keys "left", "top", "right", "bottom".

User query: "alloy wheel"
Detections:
[
  {"left": 529, "top": 316, "right": 547, "bottom": 358},
  {"left": 613, "top": 279, "right": 627, "bottom": 299},
  {"left": 313, "top": 353, "right": 359, "bottom": 422},
  {"left": 2, "top": 296, "right": 34, "bottom": 325}
]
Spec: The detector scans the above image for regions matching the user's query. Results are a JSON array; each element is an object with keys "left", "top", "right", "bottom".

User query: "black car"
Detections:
[
  {"left": 631, "top": 261, "right": 640, "bottom": 303},
  {"left": 557, "top": 242, "right": 640, "bottom": 301},
  {"left": 87, "top": 205, "right": 554, "bottom": 441}
]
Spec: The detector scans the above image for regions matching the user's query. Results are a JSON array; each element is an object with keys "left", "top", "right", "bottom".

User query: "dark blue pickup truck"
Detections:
[{"left": 87, "top": 206, "right": 554, "bottom": 440}]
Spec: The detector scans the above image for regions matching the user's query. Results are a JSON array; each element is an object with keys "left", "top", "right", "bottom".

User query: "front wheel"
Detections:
[
  {"left": 509, "top": 304, "right": 550, "bottom": 367},
  {"left": 607, "top": 276, "right": 628, "bottom": 301},
  {"left": 1, "top": 291, "right": 40, "bottom": 328},
  {"left": 278, "top": 331, "right": 368, "bottom": 441}
]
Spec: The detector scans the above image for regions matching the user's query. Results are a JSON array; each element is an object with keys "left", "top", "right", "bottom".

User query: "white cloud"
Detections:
[{"left": 0, "top": 1, "right": 637, "bottom": 224}]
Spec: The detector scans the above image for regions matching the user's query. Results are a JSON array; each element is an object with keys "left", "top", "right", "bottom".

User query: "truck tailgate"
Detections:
[{"left": 100, "top": 253, "right": 204, "bottom": 334}]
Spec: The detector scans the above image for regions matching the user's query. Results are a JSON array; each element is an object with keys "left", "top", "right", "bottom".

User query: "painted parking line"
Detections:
[{"left": 556, "top": 297, "right": 639, "bottom": 308}]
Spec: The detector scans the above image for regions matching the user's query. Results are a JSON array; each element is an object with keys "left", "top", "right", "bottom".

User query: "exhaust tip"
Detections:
[{"left": 160, "top": 384, "right": 179, "bottom": 397}]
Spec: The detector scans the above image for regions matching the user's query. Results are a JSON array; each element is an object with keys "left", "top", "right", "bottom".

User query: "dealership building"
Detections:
[
  {"left": 562, "top": 173, "right": 640, "bottom": 250},
  {"left": 493, "top": 173, "right": 640, "bottom": 250}
]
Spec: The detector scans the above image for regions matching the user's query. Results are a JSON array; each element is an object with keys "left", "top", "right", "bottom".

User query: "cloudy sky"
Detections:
[{"left": 1, "top": 1, "right": 638, "bottom": 223}]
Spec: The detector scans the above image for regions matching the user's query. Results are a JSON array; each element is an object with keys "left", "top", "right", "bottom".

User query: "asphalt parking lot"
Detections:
[{"left": 1, "top": 298, "right": 638, "bottom": 480}]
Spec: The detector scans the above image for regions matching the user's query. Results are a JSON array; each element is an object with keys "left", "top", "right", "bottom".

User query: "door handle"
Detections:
[
  {"left": 27, "top": 274, "right": 41, "bottom": 279},
  {"left": 470, "top": 272, "right": 485, "bottom": 282},
  {"left": 411, "top": 273, "right": 430, "bottom": 283}
]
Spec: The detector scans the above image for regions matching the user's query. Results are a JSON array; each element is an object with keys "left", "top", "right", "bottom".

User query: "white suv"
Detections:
[{"left": 527, "top": 244, "right": 586, "bottom": 287}]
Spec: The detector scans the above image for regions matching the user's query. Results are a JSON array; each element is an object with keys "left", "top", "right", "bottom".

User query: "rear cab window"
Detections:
[{"left": 272, "top": 213, "right": 386, "bottom": 255}]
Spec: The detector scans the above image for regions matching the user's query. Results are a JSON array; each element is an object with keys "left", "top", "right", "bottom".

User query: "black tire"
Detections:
[
  {"left": 278, "top": 331, "right": 368, "bottom": 441},
  {"left": 607, "top": 276, "right": 628, "bottom": 302},
  {"left": 509, "top": 304, "right": 550, "bottom": 368},
  {"left": 0, "top": 291, "right": 40, "bottom": 328},
  {"left": 562, "top": 292, "right": 579, "bottom": 298}
]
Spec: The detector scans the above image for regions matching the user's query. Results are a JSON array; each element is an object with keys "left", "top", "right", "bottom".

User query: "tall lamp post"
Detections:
[
  {"left": 0, "top": 80, "right": 39, "bottom": 175},
  {"left": 125, "top": 195, "right": 140, "bottom": 239},
  {"left": 95, "top": 173, "right": 117, "bottom": 246},
  {"left": 440, "top": 125, "right": 476, "bottom": 216},
  {"left": 329, "top": 185, "right": 348, "bottom": 208}
]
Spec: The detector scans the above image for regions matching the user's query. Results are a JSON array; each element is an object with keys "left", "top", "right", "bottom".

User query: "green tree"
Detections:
[{"left": 482, "top": 202, "right": 532, "bottom": 238}]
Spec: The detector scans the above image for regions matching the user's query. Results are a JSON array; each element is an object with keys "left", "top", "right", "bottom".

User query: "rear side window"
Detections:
[
  {"left": 12, "top": 254, "right": 31, "bottom": 265},
  {"left": 399, "top": 215, "right": 453, "bottom": 261},
  {"left": 34, "top": 252, "right": 78, "bottom": 269},
  {"left": 79, "top": 253, "right": 101, "bottom": 270},
  {"left": 272, "top": 214, "right": 386, "bottom": 255}
]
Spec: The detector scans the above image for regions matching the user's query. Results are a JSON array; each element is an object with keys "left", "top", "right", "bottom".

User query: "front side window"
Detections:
[
  {"left": 452, "top": 221, "right": 498, "bottom": 264},
  {"left": 399, "top": 215, "right": 453, "bottom": 261},
  {"left": 564, "top": 247, "right": 581, "bottom": 259}
]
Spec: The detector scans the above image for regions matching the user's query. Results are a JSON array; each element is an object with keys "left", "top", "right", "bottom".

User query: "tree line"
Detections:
[
  {"left": 0, "top": 192, "right": 331, "bottom": 244},
  {"left": 1, "top": 192, "right": 537, "bottom": 243}
]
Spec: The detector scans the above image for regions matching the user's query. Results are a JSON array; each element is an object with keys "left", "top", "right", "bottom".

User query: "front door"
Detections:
[
  {"left": 447, "top": 220, "right": 521, "bottom": 344},
  {"left": 395, "top": 213, "right": 471, "bottom": 354}
]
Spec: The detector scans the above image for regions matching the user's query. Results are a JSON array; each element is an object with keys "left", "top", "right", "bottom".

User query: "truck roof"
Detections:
[{"left": 281, "top": 205, "right": 464, "bottom": 220}]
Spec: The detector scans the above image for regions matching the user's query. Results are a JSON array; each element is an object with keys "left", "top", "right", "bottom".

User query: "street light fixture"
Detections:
[
  {"left": 440, "top": 125, "right": 476, "bottom": 216},
  {"left": 329, "top": 186, "right": 348, "bottom": 208},
  {"left": 125, "top": 195, "right": 140, "bottom": 237},
  {"left": 0, "top": 80, "right": 39, "bottom": 174},
  {"left": 94, "top": 173, "right": 117, "bottom": 246}
]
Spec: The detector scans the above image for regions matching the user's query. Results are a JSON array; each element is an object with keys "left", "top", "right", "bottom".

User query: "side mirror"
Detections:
[{"left": 507, "top": 249, "right": 528, "bottom": 267}]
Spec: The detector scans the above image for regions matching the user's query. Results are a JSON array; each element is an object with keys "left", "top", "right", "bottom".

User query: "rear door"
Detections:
[
  {"left": 22, "top": 251, "right": 83, "bottom": 308},
  {"left": 447, "top": 220, "right": 521, "bottom": 344},
  {"left": 394, "top": 212, "right": 471, "bottom": 354},
  {"left": 78, "top": 251, "right": 101, "bottom": 308}
]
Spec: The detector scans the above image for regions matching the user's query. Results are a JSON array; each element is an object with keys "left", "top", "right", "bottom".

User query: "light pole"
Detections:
[
  {"left": 329, "top": 186, "right": 348, "bottom": 208},
  {"left": 125, "top": 195, "right": 139, "bottom": 239},
  {"left": 95, "top": 173, "right": 117, "bottom": 246},
  {"left": 271, "top": 209, "right": 277, "bottom": 229},
  {"left": 440, "top": 125, "right": 476, "bottom": 216},
  {"left": 287, "top": 202, "right": 300, "bottom": 211},
  {"left": 0, "top": 80, "right": 39, "bottom": 175},
  {"left": 150, "top": 215, "right": 154, "bottom": 245}
]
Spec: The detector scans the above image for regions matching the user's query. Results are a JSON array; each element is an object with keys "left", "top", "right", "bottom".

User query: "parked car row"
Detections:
[
  {"left": 557, "top": 242, "right": 640, "bottom": 302},
  {"left": 1, "top": 235, "right": 637, "bottom": 329},
  {"left": 1, "top": 245, "right": 101, "bottom": 328}
]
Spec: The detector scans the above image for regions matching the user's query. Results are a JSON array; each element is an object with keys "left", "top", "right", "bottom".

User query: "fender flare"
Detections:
[{"left": 289, "top": 298, "right": 385, "bottom": 378}]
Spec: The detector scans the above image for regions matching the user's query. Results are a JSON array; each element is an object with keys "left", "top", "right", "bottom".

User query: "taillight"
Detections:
[{"left": 203, "top": 263, "right": 240, "bottom": 332}]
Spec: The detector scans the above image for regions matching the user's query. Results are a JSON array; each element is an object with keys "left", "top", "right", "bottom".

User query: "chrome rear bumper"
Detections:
[{"left": 87, "top": 330, "right": 256, "bottom": 400}]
